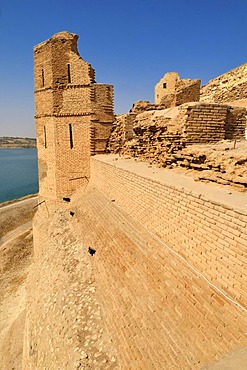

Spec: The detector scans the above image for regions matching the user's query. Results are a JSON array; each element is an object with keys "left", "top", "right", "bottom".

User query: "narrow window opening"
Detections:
[
  {"left": 69, "top": 123, "right": 73, "bottom": 149},
  {"left": 42, "top": 69, "right": 45, "bottom": 87},
  {"left": 163, "top": 83, "right": 167, "bottom": 89},
  {"left": 68, "top": 64, "right": 71, "bottom": 83},
  {"left": 43, "top": 126, "right": 47, "bottom": 148}
]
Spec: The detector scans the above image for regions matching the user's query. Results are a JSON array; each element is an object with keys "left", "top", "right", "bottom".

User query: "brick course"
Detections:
[
  {"left": 34, "top": 32, "right": 114, "bottom": 201},
  {"left": 67, "top": 161, "right": 247, "bottom": 368},
  {"left": 90, "top": 156, "right": 247, "bottom": 309}
]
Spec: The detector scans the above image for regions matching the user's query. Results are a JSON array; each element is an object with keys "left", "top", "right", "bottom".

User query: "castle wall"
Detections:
[
  {"left": 35, "top": 117, "right": 57, "bottom": 199},
  {"left": 54, "top": 116, "right": 92, "bottom": 197},
  {"left": 22, "top": 202, "right": 118, "bottom": 369},
  {"left": 200, "top": 63, "right": 247, "bottom": 103},
  {"left": 91, "top": 84, "right": 114, "bottom": 154},
  {"left": 155, "top": 72, "right": 179, "bottom": 105},
  {"left": 23, "top": 154, "right": 247, "bottom": 369},
  {"left": 175, "top": 79, "right": 201, "bottom": 106},
  {"left": 57, "top": 155, "right": 247, "bottom": 369},
  {"left": 182, "top": 103, "right": 228, "bottom": 143},
  {"left": 226, "top": 106, "right": 247, "bottom": 140},
  {"left": 90, "top": 156, "right": 247, "bottom": 310}
]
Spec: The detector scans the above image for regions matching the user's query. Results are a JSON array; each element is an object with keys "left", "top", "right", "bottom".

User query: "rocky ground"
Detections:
[{"left": 165, "top": 140, "right": 247, "bottom": 191}]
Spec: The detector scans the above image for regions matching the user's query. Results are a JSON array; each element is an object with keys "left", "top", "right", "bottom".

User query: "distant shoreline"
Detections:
[
  {"left": 0, "top": 137, "right": 36, "bottom": 148},
  {"left": 0, "top": 193, "right": 38, "bottom": 208}
]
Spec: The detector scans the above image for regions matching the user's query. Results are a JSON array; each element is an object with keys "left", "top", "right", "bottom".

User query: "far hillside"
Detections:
[{"left": 0, "top": 137, "right": 36, "bottom": 148}]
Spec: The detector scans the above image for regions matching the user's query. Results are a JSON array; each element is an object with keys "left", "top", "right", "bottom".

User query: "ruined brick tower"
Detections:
[
  {"left": 34, "top": 31, "right": 114, "bottom": 200},
  {"left": 155, "top": 72, "right": 200, "bottom": 107}
]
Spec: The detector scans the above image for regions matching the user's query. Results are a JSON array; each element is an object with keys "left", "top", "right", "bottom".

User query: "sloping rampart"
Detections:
[
  {"left": 200, "top": 63, "right": 247, "bottom": 104},
  {"left": 69, "top": 155, "right": 247, "bottom": 368}
]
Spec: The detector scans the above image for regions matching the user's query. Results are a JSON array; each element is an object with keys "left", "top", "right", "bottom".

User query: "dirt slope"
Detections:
[{"left": 0, "top": 196, "right": 37, "bottom": 370}]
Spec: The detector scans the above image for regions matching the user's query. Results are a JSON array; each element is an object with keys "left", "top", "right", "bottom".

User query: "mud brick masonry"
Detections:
[
  {"left": 34, "top": 31, "right": 114, "bottom": 200},
  {"left": 27, "top": 31, "right": 247, "bottom": 369}
]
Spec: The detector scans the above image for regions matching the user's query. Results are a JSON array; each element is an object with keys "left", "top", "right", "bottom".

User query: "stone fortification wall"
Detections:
[
  {"left": 91, "top": 156, "right": 247, "bottom": 309},
  {"left": 61, "top": 155, "right": 247, "bottom": 369},
  {"left": 226, "top": 106, "right": 247, "bottom": 140},
  {"left": 200, "top": 63, "right": 247, "bottom": 104},
  {"left": 24, "top": 157, "right": 247, "bottom": 369},
  {"left": 155, "top": 72, "right": 200, "bottom": 107}
]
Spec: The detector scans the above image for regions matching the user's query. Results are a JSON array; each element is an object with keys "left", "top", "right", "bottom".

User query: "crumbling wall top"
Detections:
[{"left": 34, "top": 31, "right": 79, "bottom": 52}]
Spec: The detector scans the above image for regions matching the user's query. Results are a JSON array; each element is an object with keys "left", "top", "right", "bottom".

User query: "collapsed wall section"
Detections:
[{"left": 107, "top": 103, "right": 246, "bottom": 163}]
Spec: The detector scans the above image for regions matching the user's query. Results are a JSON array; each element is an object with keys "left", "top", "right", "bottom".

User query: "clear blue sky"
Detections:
[{"left": 0, "top": 0, "right": 246, "bottom": 137}]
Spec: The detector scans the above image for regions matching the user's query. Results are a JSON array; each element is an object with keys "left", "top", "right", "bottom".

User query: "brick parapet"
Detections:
[{"left": 90, "top": 155, "right": 247, "bottom": 309}]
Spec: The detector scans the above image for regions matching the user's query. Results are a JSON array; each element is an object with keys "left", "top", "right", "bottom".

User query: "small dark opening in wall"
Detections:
[
  {"left": 63, "top": 197, "right": 71, "bottom": 202},
  {"left": 43, "top": 126, "right": 47, "bottom": 148},
  {"left": 88, "top": 247, "right": 96, "bottom": 256},
  {"left": 163, "top": 83, "right": 167, "bottom": 88},
  {"left": 69, "top": 123, "right": 73, "bottom": 149},
  {"left": 68, "top": 64, "right": 71, "bottom": 83},
  {"left": 70, "top": 211, "right": 75, "bottom": 217},
  {"left": 41, "top": 69, "right": 45, "bottom": 87}
]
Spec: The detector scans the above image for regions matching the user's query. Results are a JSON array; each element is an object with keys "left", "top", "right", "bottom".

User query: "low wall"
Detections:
[{"left": 91, "top": 155, "right": 247, "bottom": 309}]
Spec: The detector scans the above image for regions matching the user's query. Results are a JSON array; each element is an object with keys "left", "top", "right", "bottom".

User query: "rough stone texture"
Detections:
[
  {"left": 155, "top": 72, "right": 200, "bottom": 107},
  {"left": 107, "top": 103, "right": 246, "bottom": 177},
  {"left": 162, "top": 140, "right": 247, "bottom": 190},
  {"left": 34, "top": 31, "right": 114, "bottom": 201},
  {"left": 200, "top": 63, "right": 247, "bottom": 104},
  {"left": 22, "top": 202, "right": 119, "bottom": 370}
]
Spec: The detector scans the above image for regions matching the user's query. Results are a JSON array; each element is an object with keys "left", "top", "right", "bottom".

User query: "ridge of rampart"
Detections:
[{"left": 200, "top": 63, "right": 247, "bottom": 104}]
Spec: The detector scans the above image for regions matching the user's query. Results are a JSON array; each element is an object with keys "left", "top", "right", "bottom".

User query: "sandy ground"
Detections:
[{"left": 0, "top": 195, "right": 37, "bottom": 370}]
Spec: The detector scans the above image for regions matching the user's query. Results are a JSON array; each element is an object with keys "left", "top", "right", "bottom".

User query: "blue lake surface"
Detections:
[{"left": 0, "top": 148, "right": 38, "bottom": 203}]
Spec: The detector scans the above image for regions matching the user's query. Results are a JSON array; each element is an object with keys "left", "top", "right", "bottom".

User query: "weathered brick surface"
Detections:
[
  {"left": 34, "top": 32, "right": 114, "bottom": 201},
  {"left": 90, "top": 156, "right": 247, "bottom": 309},
  {"left": 155, "top": 72, "right": 200, "bottom": 107},
  {"left": 69, "top": 179, "right": 247, "bottom": 369},
  {"left": 107, "top": 103, "right": 246, "bottom": 163}
]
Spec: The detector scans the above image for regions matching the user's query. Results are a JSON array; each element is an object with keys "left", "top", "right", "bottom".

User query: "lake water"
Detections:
[{"left": 0, "top": 148, "right": 38, "bottom": 203}]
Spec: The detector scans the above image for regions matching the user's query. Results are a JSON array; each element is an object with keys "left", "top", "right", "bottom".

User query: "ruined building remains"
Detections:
[
  {"left": 34, "top": 32, "right": 114, "bottom": 200},
  {"left": 23, "top": 31, "right": 247, "bottom": 370},
  {"left": 155, "top": 72, "right": 201, "bottom": 107}
]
